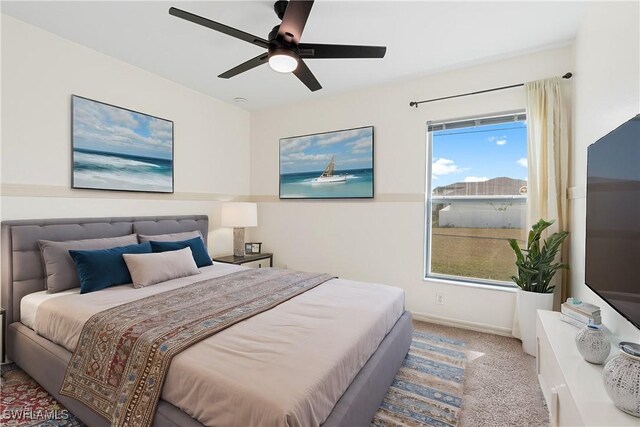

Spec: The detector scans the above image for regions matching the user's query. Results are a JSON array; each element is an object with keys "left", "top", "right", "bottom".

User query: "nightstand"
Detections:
[
  {"left": 1, "top": 307, "right": 5, "bottom": 363},
  {"left": 213, "top": 253, "right": 273, "bottom": 269}
]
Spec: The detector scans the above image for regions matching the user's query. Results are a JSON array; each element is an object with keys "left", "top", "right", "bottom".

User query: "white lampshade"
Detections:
[{"left": 221, "top": 202, "right": 257, "bottom": 228}]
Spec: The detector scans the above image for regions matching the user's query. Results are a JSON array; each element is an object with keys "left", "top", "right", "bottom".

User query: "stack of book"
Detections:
[{"left": 560, "top": 299, "right": 601, "bottom": 327}]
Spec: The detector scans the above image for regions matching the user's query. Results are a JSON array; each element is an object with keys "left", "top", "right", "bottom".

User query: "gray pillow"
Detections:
[
  {"left": 137, "top": 230, "right": 203, "bottom": 244},
  {"left": 123, "top": 247, "right": 200, "bottom": 288},
  {"left": 39, "top": 234, "right": 138, "bottom": 293}
]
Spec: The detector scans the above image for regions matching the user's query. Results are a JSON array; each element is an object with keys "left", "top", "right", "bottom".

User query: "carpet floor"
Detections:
[
  {"left": 0, "top": 320, "right": 548, "bottom": 427},
  {"left": 372, "top": 330, "right": 467, "bottom": 426},
  {"left": 413, "top": 320, "right": 549, "bottom": 427},
  {"left": 0, "top": 363, "right": 84, "bottom": 426}
]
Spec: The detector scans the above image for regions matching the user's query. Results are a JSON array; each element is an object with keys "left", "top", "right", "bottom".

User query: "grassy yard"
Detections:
[{"left": 430, "top": 227, "right": 525, "bottom": 282}]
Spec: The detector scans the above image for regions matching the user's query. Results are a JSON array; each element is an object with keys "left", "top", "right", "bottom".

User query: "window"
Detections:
[{"left": 425, "top": 112, "right": 528, "bottom": 286}]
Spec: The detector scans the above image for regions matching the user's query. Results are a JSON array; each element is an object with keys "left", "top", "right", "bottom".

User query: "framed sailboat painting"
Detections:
[{"left": 279, "top": 126, "right": 374, "bottom": 199}]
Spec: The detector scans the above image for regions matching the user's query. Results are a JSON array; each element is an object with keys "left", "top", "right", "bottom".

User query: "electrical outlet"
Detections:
[{"left": 436, "top": 292, "right": 445, "bottom": 305}]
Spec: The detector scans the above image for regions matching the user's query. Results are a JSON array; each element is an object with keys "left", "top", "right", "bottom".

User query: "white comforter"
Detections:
[{"left": 25, "top": 264, "right": 405, "bottom": 427}]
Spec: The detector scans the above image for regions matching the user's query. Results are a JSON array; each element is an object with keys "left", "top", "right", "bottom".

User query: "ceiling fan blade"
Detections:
[
  {"left": 278, "top": 0, "right": 314, "bottom": 44},
  {"left": 293, "top": 59, "right": 321, "bottom": 92},
  {"left": 299, "top": 43, "right": 387, "bottom": 59},
  {"left": 169, "top": 7, "right": 269, "bottom": 49},
  {"left": 218, "top": 53, "right": 269, "bottom": 79}
]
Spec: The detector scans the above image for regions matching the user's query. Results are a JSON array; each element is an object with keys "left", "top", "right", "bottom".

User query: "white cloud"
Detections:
[
  {"left": 489, "top": 135, "right": 507, "bottom": 146},
  {"left": 464, "top": 176, "right": 489, "bottom": 182},
  {"left": 280, "top": 152, "right": 331, "bottom": 162},
  {"left": 316, "top": 127, "right": 371, "bottom": 147},
  {"left": 516, "top": 158, "right": 528, "bottom": 168},
  {"left": 339, "top": 156, "right": 372, "bottom": 165},
  {"left": 347, "top": 137, "right": 372, "bottom": 154},
  {"left": 107, "top": 108, "right": 138, "bottom": 129},
  {"left": 432, "top": 158, "right": 465, "bottom": 176},
  {"left": 148, "top": 119, "right": 173, "bottom": 140},
  {"left": 73, "top": 97, "right": 172, "bottom": 156},
  {"left": 282, "top": 127, "right": 372, "bottom": 150},
  {"left": 280, "top": 139, "right": 312, "bottom": 154}
]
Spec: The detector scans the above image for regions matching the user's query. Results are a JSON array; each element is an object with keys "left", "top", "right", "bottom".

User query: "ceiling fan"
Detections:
[{"left": 168, "top": 0, "right": 387, "bottom": 92}]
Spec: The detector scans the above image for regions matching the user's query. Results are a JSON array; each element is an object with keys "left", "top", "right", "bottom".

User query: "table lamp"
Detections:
[{"left": 221, "top": 202, "right": 257, "bottom": 257}]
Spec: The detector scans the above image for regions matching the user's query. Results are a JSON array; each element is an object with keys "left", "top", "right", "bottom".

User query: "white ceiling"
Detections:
[{"left": 2, "top": 1, "right": 587, "bottom": 111}]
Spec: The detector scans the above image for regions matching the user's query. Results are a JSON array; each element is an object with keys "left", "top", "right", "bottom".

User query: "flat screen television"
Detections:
[{"left": 585, "top": 114, "right": 640, "bottom": 330}]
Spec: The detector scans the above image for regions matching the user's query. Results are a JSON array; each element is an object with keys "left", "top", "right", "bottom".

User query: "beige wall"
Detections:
[
  {"left": 1, "top": 16, "right": 251, "bottom": 256},
  {"left": 570, "top": 1, "right": 640, "bottom": 341},
  {"left": 249, "top": 46, "right": 573, "bottom": 335}
]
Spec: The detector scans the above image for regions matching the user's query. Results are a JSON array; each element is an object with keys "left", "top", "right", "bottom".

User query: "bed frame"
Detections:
[{"left": 1, "top": 215, "right": 413, "bottom": 427}]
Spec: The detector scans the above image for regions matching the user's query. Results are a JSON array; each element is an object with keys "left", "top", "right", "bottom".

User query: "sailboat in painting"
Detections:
[{"left": 311, "top": 155, "right": 347, "bottom": 184}]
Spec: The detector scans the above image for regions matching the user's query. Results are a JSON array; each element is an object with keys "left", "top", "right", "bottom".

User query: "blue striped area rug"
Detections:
[{"left": 372, "top": 330, "right": 467, "bottom": 427}]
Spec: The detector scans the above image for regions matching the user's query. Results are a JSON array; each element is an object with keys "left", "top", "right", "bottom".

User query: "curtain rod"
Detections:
[{"left": 409, "top": 72, "right": 573, "bottom": 108}]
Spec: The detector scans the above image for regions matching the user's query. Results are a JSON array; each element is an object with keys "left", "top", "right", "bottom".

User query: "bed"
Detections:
[{"left": 1, "top": 215, "right": 413, "bottom": 427}]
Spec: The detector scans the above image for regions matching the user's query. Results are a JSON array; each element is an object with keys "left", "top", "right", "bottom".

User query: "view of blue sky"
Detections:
[
  {"left": 280, "top": 127, "right": 373, "bottom": 174},
  {"left": 73, "top": 96, "right": 173, "bottom": 160},
  {"left": 432, "top": 121, "right": 527, "bottom": 187}
]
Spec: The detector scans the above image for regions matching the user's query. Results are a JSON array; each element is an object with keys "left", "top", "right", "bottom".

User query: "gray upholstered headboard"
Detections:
[{"left": 1, "top": 215, "right": 209, "bottom": 325}]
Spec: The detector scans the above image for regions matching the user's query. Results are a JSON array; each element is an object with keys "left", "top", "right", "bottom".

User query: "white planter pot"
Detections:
[{"left": 517, "top": 289, "right": 554, "bottom": 356}]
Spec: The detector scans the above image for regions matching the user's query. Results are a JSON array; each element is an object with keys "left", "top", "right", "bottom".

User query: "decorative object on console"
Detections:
[
  {"left": 71, "top": 95, "right": 174, "bottom": 193},
  {"left": 561, "top": 298, "right": 602, "bottom": 326},
  {"left": 575, "top": 324, "right": 611, "bottom": 364},
  {"left": 280, "top": 126, "right": 374, "bottom": 199},
  {"left": 508, "top": 218, "right": 569, "bottom": 356},
  {"left": 603, "top": 342, "right": 640, "bottom": 417},
  {"left": 221, "top": 202, "right": 258, "bottom": 257}
]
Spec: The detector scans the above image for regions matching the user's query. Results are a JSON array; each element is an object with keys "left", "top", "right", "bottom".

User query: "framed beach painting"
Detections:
[
  {"left": 279, "top": 126, "right": 374, "bottom": 199},
  {"left": 71, "top": 95, "right": 174, "bottom": 193}
]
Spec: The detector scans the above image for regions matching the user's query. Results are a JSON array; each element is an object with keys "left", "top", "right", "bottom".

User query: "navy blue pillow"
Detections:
[
  {"left": 70, "top": 242, "right": 152, "bottom": 294},
  {"left": 149, "top": 237, "right": 212, "bottom": 268}
]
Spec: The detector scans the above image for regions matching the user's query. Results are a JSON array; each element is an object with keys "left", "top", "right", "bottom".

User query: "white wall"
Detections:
[
  {"left": 249, "top": 46, "right": 573, "bottom": 335},
  {"left": 1, "top": 16, "right": 251, "bottom": 256},
  {"left": 570, "top": 2, "right": 640, "bottom": 342},
  {"left": 438, "top": 203, "right": 525, "bottom": 229}
]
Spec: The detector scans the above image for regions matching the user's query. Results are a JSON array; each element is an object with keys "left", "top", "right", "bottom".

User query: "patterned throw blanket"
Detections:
[{"left": 60, "top": 268, "right": 334, "bottom": 427}]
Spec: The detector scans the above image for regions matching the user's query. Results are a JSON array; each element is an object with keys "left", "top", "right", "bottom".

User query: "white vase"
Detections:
[
  {"left": 517, "top": 289, "right": 553, "bottom": 356},
  {"left": 603, "top": 342, "right": 640, "bottom": 417},
  {"left": 575, "top": 324, "right": 611, "bottom": 364}
]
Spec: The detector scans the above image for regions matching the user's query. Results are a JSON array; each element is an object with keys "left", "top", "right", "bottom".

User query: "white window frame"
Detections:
[{"left": 424, "top": 110, "right": 527, "bottom": 288}]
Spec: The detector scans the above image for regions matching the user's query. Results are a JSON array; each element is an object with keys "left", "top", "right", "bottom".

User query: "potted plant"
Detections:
[{"left": 509, "top": 219, "right": 569, "bottom": 355}]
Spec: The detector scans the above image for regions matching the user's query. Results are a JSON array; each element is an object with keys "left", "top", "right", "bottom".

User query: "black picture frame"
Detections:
[
  {"left": 71, "top": 95, "right": 175, "bottom": 194},
  {"left": 278, "top": 126, "right": 375, "bottom": 200}
]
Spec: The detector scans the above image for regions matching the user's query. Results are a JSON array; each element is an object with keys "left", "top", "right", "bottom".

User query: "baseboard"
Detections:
[{"left": 411, "top": 311, "right": 514, "bottom": 337}]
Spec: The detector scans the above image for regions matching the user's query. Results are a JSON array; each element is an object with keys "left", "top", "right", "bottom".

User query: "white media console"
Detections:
[{"left": 536, "top": 310, "right": 637, "bottom": 426}]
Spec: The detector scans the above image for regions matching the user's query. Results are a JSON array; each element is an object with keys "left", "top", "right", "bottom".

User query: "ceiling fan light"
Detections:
[{"left": 269, "top": 49, "right": 298, "bottom": 73}]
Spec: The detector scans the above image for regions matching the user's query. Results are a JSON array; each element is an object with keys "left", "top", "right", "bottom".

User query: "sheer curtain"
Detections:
[{"left": 512, "top": 77, "right": 570, "bottom": 338}]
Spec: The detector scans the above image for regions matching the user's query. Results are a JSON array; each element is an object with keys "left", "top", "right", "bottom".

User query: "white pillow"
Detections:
[{"left": 123, "top": 247, "right": 200, "bottom": 288}]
